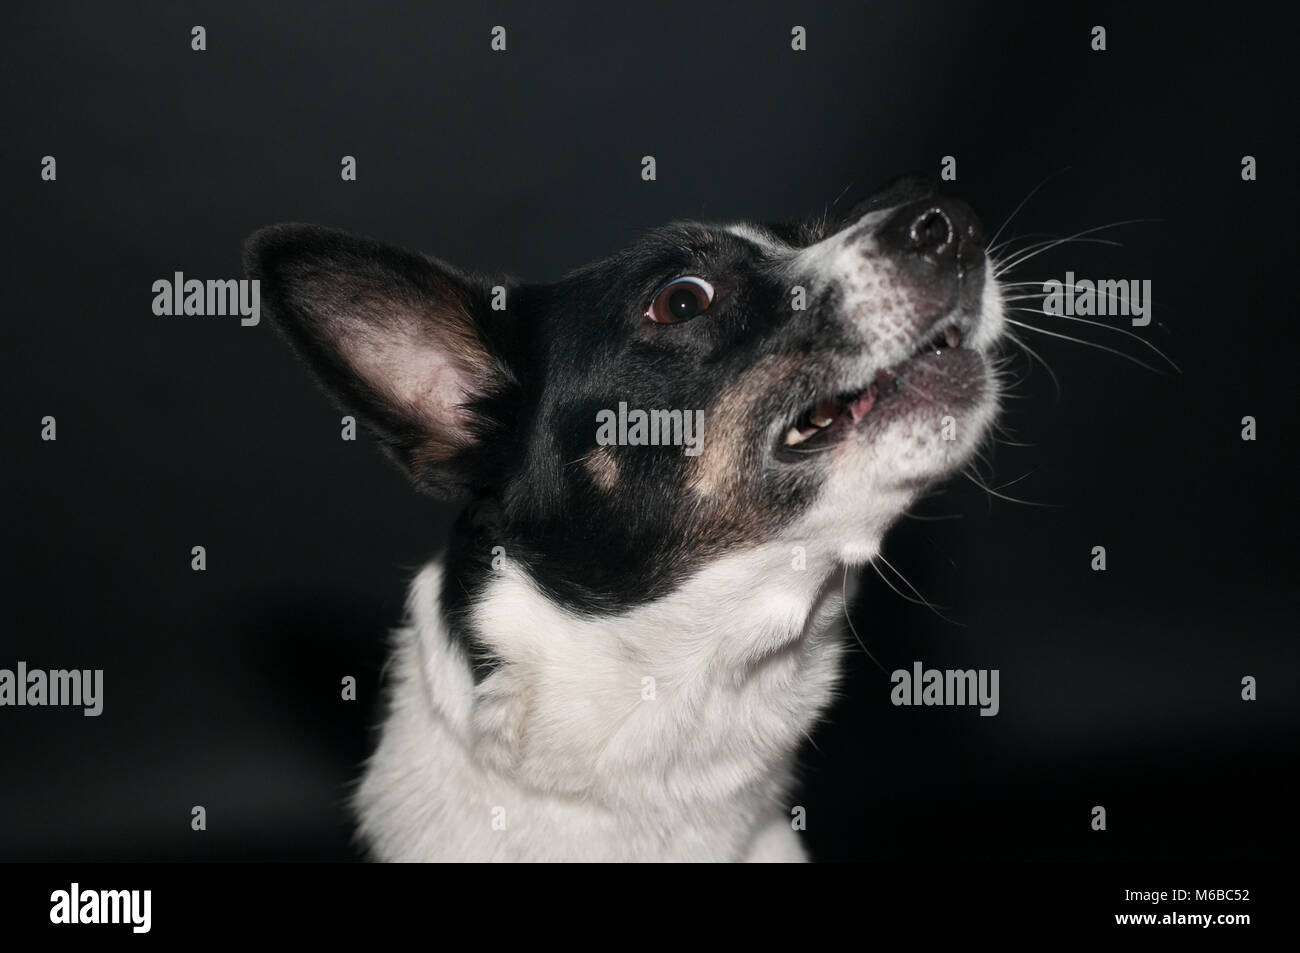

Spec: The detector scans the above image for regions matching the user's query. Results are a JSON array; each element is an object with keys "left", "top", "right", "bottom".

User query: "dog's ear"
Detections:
[{"left": 244, "top": 223, "right": 516, "bottom": 498}]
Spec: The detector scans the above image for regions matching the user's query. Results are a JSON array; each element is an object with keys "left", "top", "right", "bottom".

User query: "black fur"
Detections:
[{"left": 245, "top": 176, "right": 979, "bottom": 682}]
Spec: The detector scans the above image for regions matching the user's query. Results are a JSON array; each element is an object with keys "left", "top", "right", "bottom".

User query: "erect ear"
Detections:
[{"left": 244, "top": 223, "right": 516, "bottom": 498}]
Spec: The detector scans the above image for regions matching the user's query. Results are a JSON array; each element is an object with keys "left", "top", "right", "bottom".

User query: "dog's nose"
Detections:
[{"left": 878, "top": 197, "right": 984, "bottom": 275}]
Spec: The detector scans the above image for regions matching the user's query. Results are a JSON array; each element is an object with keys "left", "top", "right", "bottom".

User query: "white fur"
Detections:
[
  {"left": 724, "top": 223, "right": 794, "bottom": 255},
  {"left": 356, "top": 211, "right": 1006, "bottom": 863},
  {"left": 356, "top": 543, "right": 847, "bottom": 862}
]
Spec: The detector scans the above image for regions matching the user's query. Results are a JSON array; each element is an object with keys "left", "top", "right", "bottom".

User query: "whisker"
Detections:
[
  {"left": 993, "top": 235, "right": 1125, "bottom": 265},
  {"left": 992, "top": 467, "right": 1040, "bottom": 492},
  {"left": 841, "top": 566, "right": 890, "bottom": 675},
  {"left": 986, "top": 166, "right": 1072, "bottom": 251},
  {"left": 962, "top": 468, "right": 1056, "bottom": 507},
  {"left": 988, "top": 231, "right": 1061, "bottom": 259},
  {"left": 970, "top": 444, "right": 1000, "bottom": 487},
  {"left": 902, "top": 510, "right": 966, "bottom": 521},
  {"left": 989, "top": 419, "right": 1037, "bottom": 448},
  {"left": 873, "top": 552, "right": 964, "bottom": 626},
  {"left": 1010, "top": 305, "right": 1178, "bottom": 369},
  {"left": 992, "top": 219, "right": 1158, "bottom": 278},
  {"left": 999, "top": 282, "right": 1166, "bottom": 315},
  {"left": 1007, "top": 311, "right": 1176, "bottom": 374},
  {"left": 1000, "top": 325, "right": 1061, "bottom": 396}
]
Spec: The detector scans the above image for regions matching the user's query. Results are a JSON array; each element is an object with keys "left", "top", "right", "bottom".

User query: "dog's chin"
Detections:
[{"left": 787, "top": 351, "right": 999, "bottom": 566}]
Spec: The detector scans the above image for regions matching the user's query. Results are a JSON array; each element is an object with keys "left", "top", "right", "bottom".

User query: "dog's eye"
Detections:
[{"left": 646, "top": 277, "right": 714, "bottom": 324}]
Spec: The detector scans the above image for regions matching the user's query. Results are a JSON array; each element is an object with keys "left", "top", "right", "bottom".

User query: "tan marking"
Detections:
[
  {"left": 583, "top": 445, "right": 620, "bottom": 491},
  {"left": 686, "top": 353, "right": 802, "bottom": 499}
]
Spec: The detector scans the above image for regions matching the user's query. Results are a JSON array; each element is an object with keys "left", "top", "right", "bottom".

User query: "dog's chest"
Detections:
[{"left": 355, "top": 552, "right": 846, "bottom": 861}]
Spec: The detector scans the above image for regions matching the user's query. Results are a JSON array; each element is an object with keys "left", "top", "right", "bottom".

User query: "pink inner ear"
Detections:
[
  {"left": 351, "top": 327, "right": 476, "bottom": 440},
  {"left": 414, "top": 349, "right": 476, "bottom": 433}
]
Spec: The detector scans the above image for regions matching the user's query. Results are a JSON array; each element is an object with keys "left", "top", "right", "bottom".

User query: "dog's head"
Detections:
[{"left": 246, "top": 176, "right": 1004, "bottom": 613}]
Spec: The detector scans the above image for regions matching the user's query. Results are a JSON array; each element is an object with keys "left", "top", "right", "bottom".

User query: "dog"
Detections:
[{"left": 244, "top": 174, "right": 1006, "bottom": 861}]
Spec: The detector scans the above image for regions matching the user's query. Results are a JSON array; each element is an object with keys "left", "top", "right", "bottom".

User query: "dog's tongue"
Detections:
[{"left": 848, "top": 388, "right": 876, "bottom": 422}]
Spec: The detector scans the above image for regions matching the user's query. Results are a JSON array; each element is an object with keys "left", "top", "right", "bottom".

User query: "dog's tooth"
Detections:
[
  {"left": 784, "top": 426, "right": 809, "bottom": 446},
  {"left": 809, "top": 397, "right": 840, "bottom": 428}
]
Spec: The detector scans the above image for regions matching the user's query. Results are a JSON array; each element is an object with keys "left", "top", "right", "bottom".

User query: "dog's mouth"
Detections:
[{"left": 778, "top": 319, "right": 971, "bottom": 454}]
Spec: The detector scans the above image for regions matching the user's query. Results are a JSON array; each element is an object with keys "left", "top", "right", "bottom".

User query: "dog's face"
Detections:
[{"left": 247, "top": 176, "right": 1004, "bottom": 613}]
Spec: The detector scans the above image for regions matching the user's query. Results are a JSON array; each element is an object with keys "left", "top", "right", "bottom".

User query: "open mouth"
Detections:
[{"left": 780, "top": 320, "right": 966, "bottom": 451}]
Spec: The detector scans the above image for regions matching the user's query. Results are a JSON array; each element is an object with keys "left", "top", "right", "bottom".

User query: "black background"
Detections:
[{"left": 2, "top": 1, "right": 1295, "bottom": 863}]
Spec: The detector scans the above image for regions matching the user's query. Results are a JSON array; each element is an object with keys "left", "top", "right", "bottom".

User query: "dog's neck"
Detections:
[{"left": 414, "top": 542, "right": 850, "bottom": 808}]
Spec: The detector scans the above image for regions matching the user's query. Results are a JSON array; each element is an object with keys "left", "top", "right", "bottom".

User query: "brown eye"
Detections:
[{"left": 647, "top": 277, "right": 714, "bottom": 324}]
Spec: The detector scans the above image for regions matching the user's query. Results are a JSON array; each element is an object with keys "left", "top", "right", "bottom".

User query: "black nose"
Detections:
[{"left": 878, "top": 197, "right": 984, "bottom": 275}]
